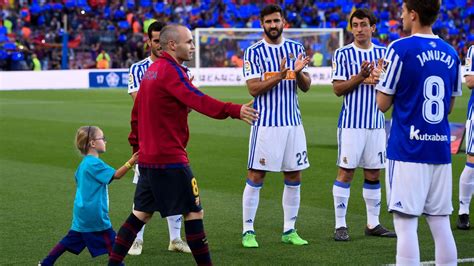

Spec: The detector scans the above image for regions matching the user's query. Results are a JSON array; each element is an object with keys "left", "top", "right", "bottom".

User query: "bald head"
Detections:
[
  {"left": 159, "top": 24, "right": 195, "bottom": 63},
  {"left": 160, "top": 24, "right": 187, "bottom": 51}
]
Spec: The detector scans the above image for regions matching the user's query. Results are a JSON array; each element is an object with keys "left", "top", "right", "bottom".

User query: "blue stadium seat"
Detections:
[
  {"left": 0, "top": 49, "right": 7, "bottom": 60},
  {"left": 118, "top": 21, "right": 130, "bottom": 29},
  {"left": 3, "top": 42, "right": 16, "bottom": 50},
  {"left": 140, "top": 0, "right": 152, "bottom": 8},
  {"left": 154, "top": 2, "right": 164, "bottom": 13},
  {"left": 0, "top": 26, "right": 6, "bottom": 35},
  {"left": 11, "top": 52, "right": 24, "bottom": 61},
  {"left": 0, "top": 34, "right": 8, "bottom": 42}
]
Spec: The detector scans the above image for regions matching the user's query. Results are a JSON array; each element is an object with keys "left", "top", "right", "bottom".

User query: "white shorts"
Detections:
[
  {"left": 385, "top": 160, "right": 453, "bottom": 216},
  {"left": 247, "top": 125, "right": 309, "bottom": 172},
  {"left": 337, "top": 128, "right": 386, "bottom": 169},
  {"left": 132, "top": 164, "right": 140, "bottom": 184},
  {"left": 466, "top": 120, "right": 474, "bottom": 155}
]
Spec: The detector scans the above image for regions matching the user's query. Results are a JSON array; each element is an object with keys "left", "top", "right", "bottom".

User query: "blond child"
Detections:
[{"left": 40, "top": 126, "right": 137, "bottom": 265}]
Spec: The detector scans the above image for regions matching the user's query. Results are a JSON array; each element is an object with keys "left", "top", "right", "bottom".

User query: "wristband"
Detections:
[{"left": 124, "top": 162, "right": 133, "bottom": 169}]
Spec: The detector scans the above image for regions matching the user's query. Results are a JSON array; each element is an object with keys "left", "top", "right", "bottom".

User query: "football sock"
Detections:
[
  {"left": 41, "top": 242, "right": 67, "bottom": 265},
  {"left": 393, "top": 213, "right": 419, "bottom": 265},
  {"left": 282, "top": 180, "right": 301, "bottom": 232},
  {"left": 132, "top": 203, "right": 145, "bottom": 241},
  {"left": 167, "top": 215, "right": 183, "bottom": 241},
  {"left": 333, "top": 180, "right": 350, "bottom": 228},
  {"left": 459, "top": 163, "right": 474, "bottom": 215},
  {"left": 185, "top": 219, "right": 212, "bottom": 266},
  {"left": 108, "top": 213, "right": 145, "bottom": 265},
  {"left": 242, "top": 179, "right": 262, "bottom": 233},
  {"left": 135, "top": 224, "right": 145, "bottom": 242},
  {"left": 426, "top": 215, "right": 457, "bottom": 266},
  {"left": 363, "top": 179, "right": 381, "bottom": 228}
]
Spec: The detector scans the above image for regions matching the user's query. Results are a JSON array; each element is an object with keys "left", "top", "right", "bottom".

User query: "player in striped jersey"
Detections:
[
  {"left": 241, "top": 4, "right": 311, "bottom": 248},
  {"left": 331, "top": 8, "right": 395, "bottom": 242},
  {"left": 127, "top": 21, "right": 191, "bottom": 256},
  {"left": 457, "top": 44, "right": 474, "bottom": 230},
  {"left": 376, "top": 0, "right": 462, "bottom": 264}
]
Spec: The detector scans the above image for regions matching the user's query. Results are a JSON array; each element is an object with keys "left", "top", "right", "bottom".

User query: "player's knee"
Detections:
[
  {"left": 337, "top": 167, "right": 355, "bottom": 183},
  {"left": 363, "top": 169, "right": 380, "bottom": 181},
  {"left": 247, "top": 170, "right": 265, "bottom": 184},
  {"left": 132, "top": 210, "right": 153, "bottom": 223},
  {"left": 185, "top": 210, "right": 204, "bottom": 220},
  {"left": 283, "top": 171, "right": 301, "bottom": 183}
]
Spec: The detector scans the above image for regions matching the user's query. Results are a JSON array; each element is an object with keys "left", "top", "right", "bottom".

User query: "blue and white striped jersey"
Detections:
[
  {"left": 128, "top": 57, "right": 153, "bottom": 94},
  {"left": 376, "top": 34, "right": 463, "bottom": 164},
  {"left": 332, "top": 43, "right": 386, "bottom": 129},
  {"left": 243, "top": 38, "right": 308, "bottom": 127},
  {"left": 128, "top": 57, "right": 192, "bottom": 94},
  {"left": 465, "top": 45, "right": 474, "bottom": 120}
]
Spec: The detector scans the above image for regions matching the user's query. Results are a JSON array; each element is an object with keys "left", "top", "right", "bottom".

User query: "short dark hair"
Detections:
[
  {"left": 403, "top": 0, "right": 440, "bottom": 26},
  {"left": 349, "top": 8, "right": 377, "bottom": 27},
  {"left": 260, "top": 4, "right": 284, "bottom": 21},
  {"left": 147, "top": 21, "right": 166, "bottom": 39}
]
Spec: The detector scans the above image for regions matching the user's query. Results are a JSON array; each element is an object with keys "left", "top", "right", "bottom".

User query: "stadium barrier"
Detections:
[
  {"left": 0, "top": 67, "right": 334, "bottom": 90},
  {"left": 0, "top": 67, "right": 467, "bottom": 90}
]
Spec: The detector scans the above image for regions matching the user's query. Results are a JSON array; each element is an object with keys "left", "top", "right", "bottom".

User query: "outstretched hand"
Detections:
[
  {"left": 240, "top": 100, "right": 259, "bottom": 125},
  {"left": 295, "top": 54, "right": 310, "bottom": 73}
]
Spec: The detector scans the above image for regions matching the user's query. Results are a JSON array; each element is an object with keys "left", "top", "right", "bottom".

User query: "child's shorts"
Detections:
[{"left": 60, "top": 228, "right": 116, "bottom": 257}]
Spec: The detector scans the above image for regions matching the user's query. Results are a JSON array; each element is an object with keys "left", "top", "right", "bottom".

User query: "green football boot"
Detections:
[
  {"left": 281, "top": 229, "right": 308, "bottom": 245},
  {"left": 242, "top": 231, "right": 259, "bottom": 248}
]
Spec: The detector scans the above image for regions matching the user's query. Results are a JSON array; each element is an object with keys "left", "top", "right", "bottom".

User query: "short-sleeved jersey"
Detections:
[
  {"left": 376, "top": 34, "right": 462, "bottom": 164},
  {"left": 332, "top": 43, "right": 386, "bottom": 128},
  {"left": 72, "top": 155, "right": 116, "bottom": 232},
  {"left": 465, "top": 45, "right": 474, "bottom": 120},
  {"left": 128, "top": 57, "right": 153, "bottom": 94},
  {"left": 243, "top": 38, "right": 308, "bottom": 127}
]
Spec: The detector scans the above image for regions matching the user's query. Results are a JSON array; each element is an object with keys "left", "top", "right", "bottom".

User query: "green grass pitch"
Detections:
[{"left": 0, "top": 86, "right": 472, "bottom": 265}]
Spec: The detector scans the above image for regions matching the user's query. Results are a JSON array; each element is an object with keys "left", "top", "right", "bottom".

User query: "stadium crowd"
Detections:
[{"left": 0, "top": 0, "right": 473, "bottom": 71}]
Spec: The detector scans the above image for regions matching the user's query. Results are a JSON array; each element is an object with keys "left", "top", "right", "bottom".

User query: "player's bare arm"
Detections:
[
  {"left": 376, "top": 90, "right": 393, "bottom": 113},
  {"left": 466, "top": 75, "right": 474, "bottom": 89},
  {"left": 130, "top": 91, "right": 137, "bottom": 101},
  {"left": 333, "top": 61, "right": 374, "bottom": 97},
  {"left": 295, "top": 54, "right": 311, "bottom": 92},
  {"left": 247, "top": 57, "right": 289, "bottom": 97}
]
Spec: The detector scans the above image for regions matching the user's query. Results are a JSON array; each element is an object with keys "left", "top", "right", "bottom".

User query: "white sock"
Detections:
[
  {"left": 393, "top": 213, "right": 420, "bottom": 266},
  {"left": 282, "top": 181, "right": 301, "bottom": 233},
  {"left": 363, "top": 180, "right": 381, "bottom": 228},
  {"left": 333, "top": 181, "right": 350, "bottom": 228},
  {"left": 459, "top": 163, "right": 474, "bottom": 215},
  {"left": 167, "top": 215, "right": 182, "bottom": 241},
  {"left": 242, "top": 179, "right": 262, "bottom": 233},
  {"left": 136, "top": 224, "right": 145, "bottom": 242},
  {"left": 426, "top": 215, "right": 457, "bottom": 266}
]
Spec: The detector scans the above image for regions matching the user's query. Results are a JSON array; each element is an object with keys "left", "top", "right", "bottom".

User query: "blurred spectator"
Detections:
[
  {"left": 312, "top": 49, "right": 323, "bottom": 67},
  {"left": 31, "top": 53, "right": 41, "bottom": 70},
  {"left": 96, "top": 49, "right": 110, "bottom": 69},
  {"left": 0, "top": 0, "right": 472, "bottom": 70}
]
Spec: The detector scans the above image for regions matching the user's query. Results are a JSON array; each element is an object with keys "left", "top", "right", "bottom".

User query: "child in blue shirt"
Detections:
[{"left": 40, "top": 126, "right": 138, "bottom": 265}]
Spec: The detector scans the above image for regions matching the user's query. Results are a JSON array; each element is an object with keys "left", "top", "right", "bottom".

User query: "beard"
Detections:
[{"left": 264, "top": 27, "right": 283, "bottom": 41}]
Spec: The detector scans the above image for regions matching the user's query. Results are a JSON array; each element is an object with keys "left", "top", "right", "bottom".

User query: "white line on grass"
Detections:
[{"left": 387, "top": 258, "right": 474, "bottom": 265}]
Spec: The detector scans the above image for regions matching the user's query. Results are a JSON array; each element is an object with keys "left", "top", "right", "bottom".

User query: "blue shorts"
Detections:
[{"left": 59, "top": 228, "right": 116, "bottom": 257}]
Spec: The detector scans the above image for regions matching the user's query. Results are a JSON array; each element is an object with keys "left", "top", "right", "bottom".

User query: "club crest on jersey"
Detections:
[
  {"left": 128, "top": 73, "right": 134, "bottom": 85},
  {"left": 467, "top": 58, "right": 472, "bottom": 68},
  {"left": 244, "top": 61, "right": 251, "bottom": 72},
  {"left": 332, "top": 61, "right": 337, "bottom": 72},
  {"left": 288, "top": 53, "right": 296, "bottom": 61},
  {"left": 259, "top": 158, "right": 266, "bottom": 166},
  {"left": 379, "top": 59, "right": 391, "bottom": 82}
]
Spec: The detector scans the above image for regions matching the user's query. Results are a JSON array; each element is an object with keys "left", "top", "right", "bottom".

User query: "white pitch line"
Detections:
[
  {"left": 386, "top": 258, "right": 474, "bottom": 265},
  {"left": 420, "top": 258, "right": 474, "bottom": 265}
]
